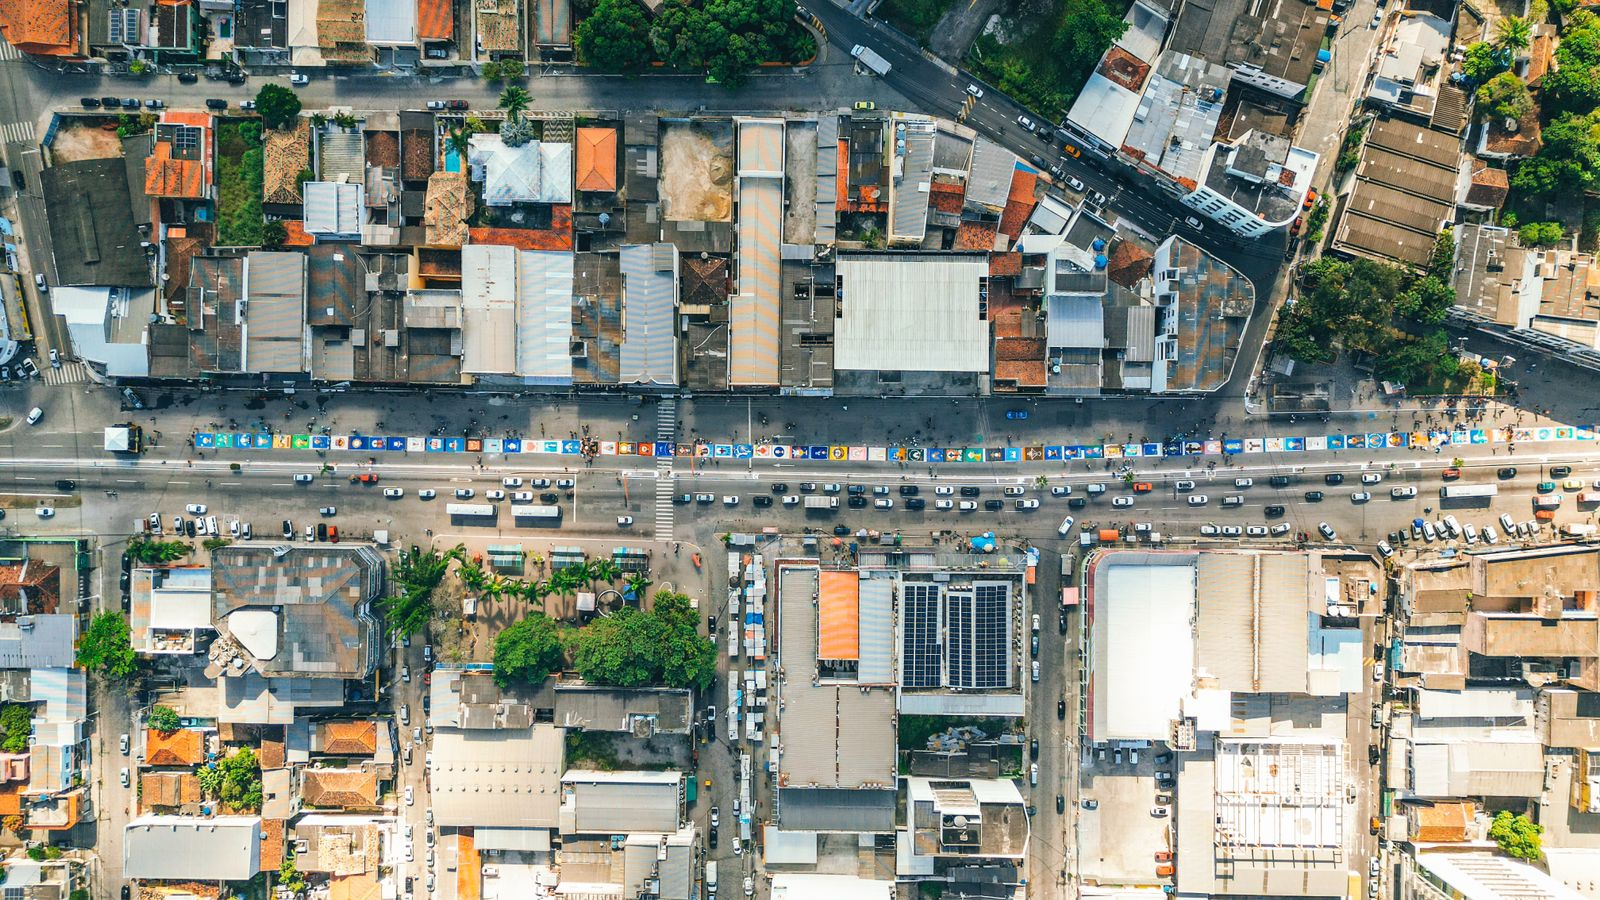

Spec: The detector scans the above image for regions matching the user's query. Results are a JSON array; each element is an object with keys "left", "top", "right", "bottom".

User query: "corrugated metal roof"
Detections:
[
  {"left": 814, "top": 115, "right": 838, "bottom": 244},
  {"left": 244, "top": 251, "right": 307, "bottom": 373},
  {"left": 1045, "top": 293, "right": 1104, "bottom": 349},
  {"left": 364, "top": 0, "right": 415, "bottom": 43},
  {"left": 890, "top": 119, "right": 935, "bottom": 243},
  {"left": 834, "top": 255, "right": 989, "bottom": 372},
  {"left": 304, "top": 181, "right": 364, "bottom": 236},
  {"left": 569, "top": 776, "right": 680, "bottom": 833},
  {"left": 0, "top": 615, "right": 75, "bottom": 668},
  {"left": 965, "top": 138, "right": 1017, "bottom": 210},
  {"left": 857, "top": 577, "right": 894, "bottom": 684},
  {"left": 431, "top": 725, "right": 565, "bottom": 827},
  {"left": 516, "top": 250, "right": 574, "bottom": 384},
  {"left": 817, "top": 571, "right": 859, "bottom": 661},
  {"left": 732, "top": 119, "right": 784, "bottom": 387},
  {"left": 618, "top": 243, "right": 678, "bottom": 386}
]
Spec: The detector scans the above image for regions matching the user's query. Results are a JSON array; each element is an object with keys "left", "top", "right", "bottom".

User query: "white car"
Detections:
[
  {"left": 556, "top": 478, "right": 576, "bottom": 488},
  {"left": 966, "top": 83, "right": 984, "bottom": 98},
  {"left": 934, "top": 486, "right": 955, "bottom": 496},
  {"left": 383, "top": 487, "right": 404, "bottom": 498},
  {"left": 419, "top": 489, "right": 437, "bottom": 500},
  {"left": 1246, "top": 525, "right": 1268, "bottom": 537},
  {"left": 1463, "top": 523, "right": 1479, "bottom": 543},
  {"left": 512, "top": 491, "right": 534, "bottom": 502},
  {"left": 25, "top": 407, "right": 41, "bottom": 425},
  {"left": 120, "top": 767, "right": 130, "bottom": 787},
  {"left": 1234, "top": 478, "right": 1253, "bottom": 488},
  {"left": 1390, "top": 486, "right": 1417, "bottom": 498},
  {"left": 874, "top": 498, "right": 893, "bottom": 509},
  {"left": 958, "top": 500, "right": 978, "bottom": 511},
  {"left": 1015, "top": 498, "right": 1040, "bottom": 509},
  {"left": 1443, "top": 515, "right": 1461, "bottom": 536},
  {"left": 1111, "top": 496, "right": 1134, "bottom": 508},
  {"left": 1377, "top": 540, "right": 1394, "bottom": 558},
  {"left": 294, "top": 473, "right": 313, "bottom": 483},
  {"left": 1057, "top": 516, "right": 1075, "bottom": 536},
  {"left": 1318, "top": 522, "right": 1337, "bottom": 540},
  {"left": 1050, "top": 485, "right": 1073, "bottom": 496},
  {"left": 1003, "top": 486, "right": 1026, "bottom": 496},
  {"left": 1200, "top": 523, "right": 1220, "bottom": 536},
  {"left": 1483, "top": 523, "right": 1500, "bottom": 544},
  {"left": 1501, "top": 513, "right": 1517, "bottom": 533},
  {"left": 319, "top": 506, "right": 337, "bottom": 517},
  {"left": 228, "top": 519, "right": 240, "bottom": 537},
  {"left": 1221, "top": 525, "right": 1243, "bottom": 537},
  {"left": 1361, "top": 472, "right": 1383, "bottom": 484},
  {"left": 185, "top": 503, "right": 207, "bottom": 515},
  {"left": 502, "top": 477, "right": 523, "bottom": 487},
  {"left": 1351, "top": 492, "right": 1371, "bottom": 503},
  {"left": 1174, "top": 480, "right": 1196, "bottom": 491},
  {"left": 454, "top": 488, "right": 474, "bottom": 499},
  {"left": 405, "top": 785, "right": 414, "bottom": 806},
  {"left": 1270, "top": 523, "right": 1292, "bottom": 536},
  {"left": 783, "top": 495, "right": 800, "bottom": 505},
  {"left": 36, "top": 507, "right": 54, "bottom": 519},
  {"left": 486, "top": 489, "right": 506, "bottom": 500},
  {"left": 935, "top": 499, "right": 954, "bottom": 510},
  {"left": 616, "top": 516, "right": 634, "bottom": 527},
  {"left": 1187, "top": 495, "right": 1208, "bottom": 506},
  {"left": 305, "top": 525, "right": 316, "bottom": 541},
  {"left": 532, "top": 478, "right": 552, "bottom": 488},
  {"left": 723, "top": 495, "right": 739, "bottom": 506},
  {"left": 289, "top": 72, "right": 309, "bottom": 85},
  {"left": 120, "top": 733, "right": 130, "bottom": 754},
  {"left": 1421, "top": 521, "right": 1437, "bottom": 541}
]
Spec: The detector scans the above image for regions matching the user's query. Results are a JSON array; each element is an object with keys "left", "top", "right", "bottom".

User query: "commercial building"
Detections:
[
  {"left": 430, "top": 723, "right": 565, "bottom": 828},
  {"left": 832, "top": 253, "right": 991, "bottom": 395},
  {"left": 1331, "top": 117, "right": 1459, "bottom": 267},
  {"left": 124, "top": 815, "right": 265, "bottom": 881}
]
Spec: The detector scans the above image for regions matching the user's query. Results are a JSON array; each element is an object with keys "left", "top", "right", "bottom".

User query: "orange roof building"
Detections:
[
  {"left": 817, "top": 571, "right": 859, "bottom": 662},
  {"left": 144, "top": 728, "right": 205, "bottom": 766},
  {"left": 144, "top": 114, "right": 211, "bottom": 200},
  {"left": 575, "top": 128, "right": 618, "bottom": 193},
  {"left": 418, "top": 0, "right": 454, "bottom": 40},
  {"left": 317, "top": 721, "right": 378, "bottom": 756},
  {"left": 0, "top": 0, "right": 79, "bottom": 57}
]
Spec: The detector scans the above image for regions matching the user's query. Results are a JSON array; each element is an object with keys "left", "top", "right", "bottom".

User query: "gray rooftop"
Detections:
[
  {"left": 777, "top": 787, "right": 897, "bottom": 832},
  {"left": 123, "top": 815, "right": 263, "bottom": 881},
  {"left": 1121, "top": 52, "right": 1228, "bottom": 184},
  {"left": 0, "top": 615, "right": 76, "bottom": 669},
  {"left": 212, "top": 545, "right": 383, "bottom": 680},
  {"left": 41, "top": 157, "right": 152, "bottom": 288}
]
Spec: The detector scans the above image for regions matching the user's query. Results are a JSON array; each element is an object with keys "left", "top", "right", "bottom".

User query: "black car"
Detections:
[
  {"left": 177, "top": 71, "right": 198, "bottom": 83},
  {"left": 1304, "top": 491, "right": 1324, "bottom": 502},
  {"left": 960, "top": 486, "right": 981, "bottom": 497},
  {"left": 540, "top": 492, "right": 559, "bottom": 503},
  {"left": 707, "top": 614, "right": 717, "bottom": 633},
  {"left": 184, "top": 519, "right": 197, "bottom": 537},
  {"left": 1498, "top": 467, "right": 1518, "bottom": 479},
  {"left": 1068, "top": 496, "right": 1087, "bottom": 509},
  {"left": 80, "top": 97, "right": 101, "bottom": 108},
  {"left": 1553, "top": 465, "right": 1573, "bottom": 478},
  {"left": 1269, "top": 475, "right": 1292, "bottom": 487},
  {"left": 122, "top": 887, "right": 131, "bottom": 900},
  {"left": 905, "top": 497, "right": 925, "bottom": 510},
  {"left": 1324, "top": 473, "right": 1344, "bottom": 485},
  {"left": 316, "top": 523, "right": 328, "bottom": 541},
  {"left": 1368, "top": 744, "right": 1380, "bottom": 764},
  {"left": 1265, "top": 504, "right": 1285, "bottom": 517},
  {"left": 405, "top": 878, "right": 413, "bottom": 894},
  {"left": 899, "top": 485, "right": 919, "bottom": 496},
  {"left": 675, "top": 493, "right": 691, "bottom": 504},
  {"left": 1030, "top": 739, "right": 1039, "bottom": 759},
  {"left": 100, "top": 96, "right": 120, "bottom": 108},
  {"left": 121, "top": 551, "right": 133, "bottom": 574},
  {"left": 771, "top": 482, "right": 788, "bottom": 493},
  {"left": 833, "top": 524, "right": 850, "bottom": 536},
  {"left": 205, "top": 98, "right": 228, "bottom": 110},
  {"left": 848, "top": 496, "right": 867, "bottom": 508},
  {"left": 1057, "top": 698, "right": 1066, "bottom": 720},
  {"left": 752, "top": 495, "right": 773, "bottom": 507},
  {"left": 709, "top": 828, "right": 719, "bottom": 849},
  {"left": 1057, "top": 794, "right": 1066, "bottom": 814},
  {"left": 1058, "top": 609, "right": 1069, "bottom": 633},
  {"left": 1030, "top": 634, "right": 1039, "bottom": 657},
  {"left": 54, "top": 479, "right": 75, "bottom": 491},
  {"left": 984, "top": 499, "right": 1003, "bottom": 510},
  {"left": 799, "top": 482, "right": 817, "bottom": 492}
]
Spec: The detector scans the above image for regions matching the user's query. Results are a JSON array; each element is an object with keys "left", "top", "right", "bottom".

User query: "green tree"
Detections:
[
  {"left": 1519, "top": 220, "right": 1565, "bottom": 246},
  {"left": 261, "top": 219, "right": 288, "bottom": 248},
  {"left": 128, "top": 59, "right": 149, "bottom": 76},
  {"left": 571, "top": 590, "right": 715, "bottom": 690},
  {"left": 1543, "top": 11, "right": 1600, "bottom": 111},
  {"left": 578, "top": 0, "right": 653, "bottom": 73},
  {"left": 1428, "top": 228, "right": 1455, "bottom": 280},
  {"left": 1493, "top": 15, "right": 1532, "bottom": 54},
  {"left": 498, "top": 86, "right": 532, "bottom": 118},
  {"left": 76, "top": 612, "right": 137, "bottom": 680},
  {"left": 381, "top": 545, "right": 463, "bottom": 637},
  {"left": 1512, "top": 110, "right": 1600, "bottom": 196},
  {"left": 498, "top": 59, "right": 526, "bottom": 79},
  {"left": 146, "top": 705, "right": 182, "bottom": 734},
  {"left": 212, "top": 748, "right": 263, "bottom": 811},
  {"left": 1395, "top": 275, "right": 1455, "bottom": 324},
  {"left": 1460, "top": 41, "right": 1508, "bottom": 84},
  {"left": 1476, "top": 71, "right": 1533, "bottom": 121},
  {"left": 1050, "top": 0, "right": 1130, "bottom": 81},
  {"left": 1490, "top": 810, "right": 1544, "bottom": 860},
  {"left": 253, "top": 83, "right": 302, "bottom": 130},
  {"left": 493, "top": 614, "right": 566, "bottom": 686},
  {"left": 500, "top": 113, "right": 538, "bottom": 147},
  {"left": 624, "top": 573, "right": 653, "bottom": 600},
  {"left": 128, "top": 538, "right": 191, "bottom": 564},
  {"left": 0, "top": 705, "right": 31, "bottom": 754}
]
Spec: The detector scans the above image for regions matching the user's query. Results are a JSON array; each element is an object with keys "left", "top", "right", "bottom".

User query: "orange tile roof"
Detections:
[
  {"left": 318, "top": 721, "right": 378, "bottom": 756},
  {"left": 0, "top": 783, "right": 22, "bottom": 816},
  {"left": 995, "top": 358, "right": 1048, "bottom": 388},
  {"left": 468, "top": 212, "right": 574, "bottom": 251},
  {"left": 955, "top": 221, "right": 998, "bottom": 251},
  {"left": 145, "top": 728, "right": 205, "bottom": 766},
  {"left": 1106, "top": 239, "right": 1153, "bottom": 288},
  {"left": 929, "top": 182, "right": 965, "bottom": 215},
  {"left": 456, "top": 830, "right": 481, "bottom": 900},
  {"left": 418, "top": 0, "right": 454, "bottom": 39},
  {"left": 989, "top": 252, "right": 1022, "bottom": 277},
  {"left": 330, "top": 874, "right": 382, "bottom": 900},
  {"left": 817, "top": 570, "right": 859, "bottom": 661},
  {"left": 282, "top": 220, "right": 314, "bottom": 247},
  {"left": 1412, "top": 801, "right": 1473, "bottom": 842},
  {"left": 0, "top": 0, "right": 78, "bottom": 56},
  {"left": 575, "top": 127, "right": 618, "bottom": 193},
  {"left": 260, "top": 819, "right": 286, "bottom": 869},
  {"left": 145, "top": 149, "right": 206, "bottom": 199},
  {"left": 300, "top": 769, "right": 380, "bottom": 809}
]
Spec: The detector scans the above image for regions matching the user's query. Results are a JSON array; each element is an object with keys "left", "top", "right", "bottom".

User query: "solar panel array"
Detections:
[
  {"left": 902, "top": 583, "right": 942, "bottom": 688},
  {"left": 946, "top": 589, "right": 974, "bottom": 688},
  {"left": 972, "top": 582, "right": 1011, "bottom": 689}
]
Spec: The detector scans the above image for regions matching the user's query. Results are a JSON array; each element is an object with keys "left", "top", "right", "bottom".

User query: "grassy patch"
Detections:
[
  {"left": 968, "top": 32, "right": 1072, "bottom": 119},
  {"left": 216, "top": 120, "right": 265, "bottom": 247},
  {"left": 965, "top": 0, "right": 1125, "bottom": 119},
  {"left": 897, "top": 714, "right": 1017, "bottom": 752},
  {"left": 876, "top": 0, "right": 956, "bottom": 42}
]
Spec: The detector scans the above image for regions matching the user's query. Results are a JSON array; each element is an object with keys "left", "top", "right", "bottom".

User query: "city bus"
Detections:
[
  {"left": 1439, "top": 484, "right": 1498, "bottom": 500},
  {"left": 446, "top": 503, "right": 497, "bottom": 520},
  {"left": 511, "top": 505, "right": 562, "bottom": 525}
]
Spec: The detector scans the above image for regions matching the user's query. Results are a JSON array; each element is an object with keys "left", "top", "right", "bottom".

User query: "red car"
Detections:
[
  {"left": 448, "top": 99, "right": 470, "bottom": 110},
  {"left": 1303, "top": 188, "right": 1318, "bottom": 210},
  {"left": 1441, "top": 467, "right": 1462, "bottom": 480},
  {"left": 351, "top": 473, "right": 380, "bottom": 484},
  {"left": 1289, "top": 216, "right": 1304, "bottom": 236}
]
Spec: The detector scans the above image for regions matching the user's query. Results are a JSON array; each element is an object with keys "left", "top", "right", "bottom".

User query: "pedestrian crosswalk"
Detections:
[
  {"left": 654, "top": 400, "right": 678, "bottom": 540},
  {"left": 0, "top": 120, "right": 36, "bottom": 144},
  {"left": 0, "top": 42, "right": 21, "bottom": 62},
  {"left": 41, "top": 361, "right": 87, "bottom": 386}
]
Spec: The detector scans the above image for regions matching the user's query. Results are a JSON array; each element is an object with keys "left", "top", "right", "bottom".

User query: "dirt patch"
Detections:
[
  {"left": 660, "top": 119, "right": 735, "bottom": 223},
  {"left": 51, "top": 124, "right": 125, "bottom": 164},
  {"left": 784, "top": 121, "right": 817, "bottom": 244},
  {"left": 0, "top": 493, "right": 83, "bottom": 510}
]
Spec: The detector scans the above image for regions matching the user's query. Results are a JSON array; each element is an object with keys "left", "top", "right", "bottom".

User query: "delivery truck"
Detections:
[{"left": 851, "top": 44, "right": 892, "bottom": 75}]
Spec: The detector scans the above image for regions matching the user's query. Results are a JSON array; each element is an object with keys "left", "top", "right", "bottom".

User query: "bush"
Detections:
[
  {"left": 1490, "top": 811, "right": 1543, "bottom": 860},
  {"left": 147, "top": 705, "right": 181, "bottom": 733},
  {"left": 0, "top": 705, "right": 30, "bottom": 753},
  {"left": 571, "top": 590, "right": 715, "bottom": 690},
  {"left": 493, "top": 614, "right": 565, "bottom": 686},
  {"left": 1519, "top": 221, "right": 1565, "bottom": 246}
]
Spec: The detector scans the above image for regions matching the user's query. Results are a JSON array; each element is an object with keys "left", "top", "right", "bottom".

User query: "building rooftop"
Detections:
[
  {"left": 210, "top": 544, "right": 383, "bottom": 680},
  {"left": 1332, "top": 118, "right": 1459, "bottom": 267},
  {"left": 833, "top": 254, "right": 990, "bottom": 373},
  {"left": 575, "top": 127, "right": 618, "bottom": 193},
  {"left": 242, "top": 251, "right": 307, "bottom": 373},
  {"left": 0, "top": 0, "right": 78, "bottom": 55},
  {"left": 563, "top": 769, "right": 683, "bottom": 834},
  {"left": 124, "top": 815, "right": 264, "bottom": 882},
  {"left": 41, "top": 158, "right": 152, "bottom": 287},
  {"left": 0, "top": 615, "right": 75, "bottom": 669},
  {"left": 431, "top": 724, "right": 565, "bottom": 828},
  {"left": 301, "top": 768, "right": 380, "bottom": 809},
  {"left": 315, "top": 720, "right": 378, "bottom": 756},
  {"left": 144, "top": 727, "right": 205, "bottom": 766},
  {"left": 1121, "top": 52, "right": 1228, "bottom": 184}
]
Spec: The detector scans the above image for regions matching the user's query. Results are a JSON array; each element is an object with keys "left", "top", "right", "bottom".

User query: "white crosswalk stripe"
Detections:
[
  {"left": 653, "top": 400, "right": 678, "bottom": 540},
  {"left": 0, "top": 121, "right": 36, "bottom": 144},
  {"left": 40, "top": 361, "right": 87, "bottom": 386},
  {"left": 0, "top": 43, "right": 21, "bottom": 61}
]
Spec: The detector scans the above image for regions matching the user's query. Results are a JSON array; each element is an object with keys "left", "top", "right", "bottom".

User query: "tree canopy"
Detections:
[
  {"left": 1490, "top": 810, "right": 1544, "bottom": 860},
  {"left": 1476, "top": 71, "right": 1533, "bottom": 121},
  {"left": 1460, "top": 41, "right": 1508, "bottom": 84},
  {"left": 577, "top": 0, "right": 654, "bottom": 73},
  {"left": 1519, "top": 221, "right": 1565, "bottom": 246},
  {"left": 1511, "top": 109, "right": 1600, "bottom": 196},
  {"left": 493, "top": 614, "right": 566, "bottom": 687},
  {"left": 147, "top": 705, "right": 182, "bottom": 733},
  {"left": 571, "top": 590, "right": 715, "bottom": 691},
  {"left": 1050, "top": 0, "right": 1130, "bottom": 79},
  {"left": 1493, "top": 15, "right": 1532, "bottom": 54},
  {"left": 1543, "top": 11, "right": 1600, "bottom": 112},
  {"left": 0, "top": 705, "right": 31, "bottom": 754},
  {"left": 76, "top": 612, "right": 137, "bottom": 680},
  {"left": 202, "top": 748, "right": 264, "bottom": 812},
  {"left": 381, "top": 545, "right": 462, "bottom": 636},
  {"left": 253, "top": 83, "right": 301, "bottom": 130}
]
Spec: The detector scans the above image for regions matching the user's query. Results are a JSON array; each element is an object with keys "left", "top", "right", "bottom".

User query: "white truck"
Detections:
[
  {"left": 851, "top": 44, "right": 891, "bottom": 76},
  {"left": 803, "top": 495, "right": 839, "bottom": 509},
  {"left": 706, "top": 861, "right": 718, "bottom": 895}
]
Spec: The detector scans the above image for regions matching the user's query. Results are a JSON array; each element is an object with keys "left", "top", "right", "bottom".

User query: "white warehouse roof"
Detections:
[
  {"left": 833, "top": 254, "right": 990, "bottom": 373},
  {"left": 1092, "top": 560, "right": 1195, "bottom": 741}
]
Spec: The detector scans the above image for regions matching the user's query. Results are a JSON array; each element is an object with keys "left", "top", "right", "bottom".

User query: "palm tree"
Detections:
[
  {"left": 445, "top": 128, "right": 471, "bottom": 163},
  {"left": 498, "top": 85, "right": 531, "bottom": 119},
  {"left": 589, "top": 558, "right": 623, "bottom": 584},
  {"left": 1494, "top": 16, "right": 1531, "bottom": 55},
  {"left": 624, "top": 573, "right": 653, "bottom": 600}
]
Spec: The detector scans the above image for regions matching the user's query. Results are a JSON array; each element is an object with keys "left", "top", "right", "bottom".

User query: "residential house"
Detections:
[{"left": 0, "top": 0, "right": 80, "bottom": 57}]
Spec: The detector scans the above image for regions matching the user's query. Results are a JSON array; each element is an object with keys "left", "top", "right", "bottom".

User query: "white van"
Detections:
[{"left": 706, "top": 861, "right": 718, "bottom": 894}]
